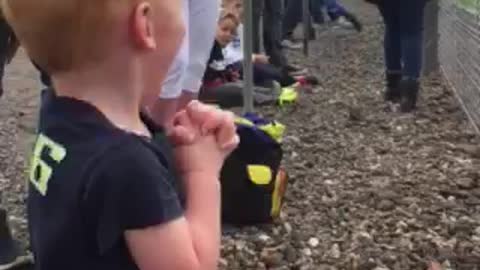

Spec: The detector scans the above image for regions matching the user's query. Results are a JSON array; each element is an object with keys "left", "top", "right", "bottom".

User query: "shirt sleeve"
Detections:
[{"left": 82, "top": 139, "right": 184, "bottom": 254}]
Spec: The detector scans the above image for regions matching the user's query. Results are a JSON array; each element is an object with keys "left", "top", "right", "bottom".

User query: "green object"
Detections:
[
  {"left": 234, "top": 117, "right": 286, "bottom": 143},
  {"left": 278, "top": 87, "right": 298, "bottom": 106},
  {"left": 247, "top": 165, "right": 273, "bottom": 185}
]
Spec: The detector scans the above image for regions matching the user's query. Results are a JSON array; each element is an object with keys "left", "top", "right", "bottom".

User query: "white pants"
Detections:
[{"left": 160, "top": 0, "right": 220, "bottom": 99}]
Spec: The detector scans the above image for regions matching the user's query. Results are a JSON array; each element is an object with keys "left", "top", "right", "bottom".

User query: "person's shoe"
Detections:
[
  {"left": 271, "top": 80, "right": 282, "bottom": 96},
  {"left": 333, "top": 16, "right": 353, "bottom": 29},
  {"left": 400, "top": 79, "right": 420, "bottom": 113},
  {"left": 281, "top": 39, "right": 302, "bottom": 50},
  {"left": 384, "top": 72, "right": 402, "bottom": 103},
  {"left": 294, "top": 75, "right": 319, "bottom": 86},
  {"left": 285, "top": 64, "right": 308, "bottom": 76},
  {"left": 343, "top": 12, "right": 363, "bottom": 32},
  {"left": 289, "top": 69, "right": 308, "bottom": 77},
  {"left": 0, "top": 209, "right": 20, "bottom": 268}
]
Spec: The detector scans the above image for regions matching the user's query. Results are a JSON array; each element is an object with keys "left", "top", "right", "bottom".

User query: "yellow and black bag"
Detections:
[{"left": 220, "top": 114, "right": 288, "bottom": 225}]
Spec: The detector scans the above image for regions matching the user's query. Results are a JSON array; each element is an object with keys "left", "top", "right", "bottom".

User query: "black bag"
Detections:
[{"left": 220, "top": 115, "right": 288, "bottom": 225}]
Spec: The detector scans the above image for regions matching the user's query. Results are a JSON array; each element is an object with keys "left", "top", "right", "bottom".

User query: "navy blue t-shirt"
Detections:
[{"left": 28, "top": 89, "right": 183, "bottom": 270}]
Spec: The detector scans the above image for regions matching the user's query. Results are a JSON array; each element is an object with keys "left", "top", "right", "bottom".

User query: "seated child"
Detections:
[
  {"left": 200, "top": 11, "right": 283, "bottom": 108},
  {"left": 222, "top": 0, "right": 297, "bottom": 88},
  {"left": 4, "top": 1, "right": 238, "bottom": 270}
]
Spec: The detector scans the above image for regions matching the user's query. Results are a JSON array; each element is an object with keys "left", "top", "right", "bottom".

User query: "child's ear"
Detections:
[{"left": 131, "top": 2, "right": 157, "bottom": 50}]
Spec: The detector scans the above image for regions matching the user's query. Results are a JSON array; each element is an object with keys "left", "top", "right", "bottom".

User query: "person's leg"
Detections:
[
  {"left": 378, "top": 2, "right": 403, "bottom": 102},
  {"left": 150, "top": 0, "right": 190, "bottom": 128},
  {"left": 200, "top": 81, "right": 279, "bottom": 108},
  {"left": 399, "top": 0, "right": 427, "bottom": 80},
  {"left": 0, "top": 19, "right": 11, "bottom": 97},
  {"left": 324, "top": 0, "right": 341, "bottom": 21},
  {"left": 178, "top": 0, "right": 220, "bottom": 110},
  {"left": 282, "top": 0, "right": 302, "bottom": 40},
  {"left": 326, "top": 0, "right": 362, "bottom": 32},
  {"left": 398, "top": 0, "right": 427, "bottom": 112},
  {"left": 200, "top": 82, "right": 246, "bottom": 108},
  {"left": 253, "top": 62, "right": 296, "bottom": 87},
  {"left": 310, "top": 0, "right": 325, "bottom": 25},
  {"left": 0, "top": 208, "right": 20, "bottom": 266},
  {"left": 263, "top": 0, "right": 288, "bottom": 69}
]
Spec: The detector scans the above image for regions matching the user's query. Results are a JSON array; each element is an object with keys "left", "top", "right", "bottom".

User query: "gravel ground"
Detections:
[{"left": 1, "top": 1, "right": 480, "bottom": 270}]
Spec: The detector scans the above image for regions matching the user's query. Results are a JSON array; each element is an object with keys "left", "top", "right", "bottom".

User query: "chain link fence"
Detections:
[{"left": 437, "top": 0, "right": 480, "bottom": 132}]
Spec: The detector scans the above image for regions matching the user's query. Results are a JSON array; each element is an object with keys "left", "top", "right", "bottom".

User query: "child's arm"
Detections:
[
  {"left": 126, "top": 104, "right": 237, "bottom": 270},
  {"left": 125, "top": 169, "right": 221, "bottom": 270}
]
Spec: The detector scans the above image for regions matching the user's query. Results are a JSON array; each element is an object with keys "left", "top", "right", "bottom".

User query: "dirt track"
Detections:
[{"left": 1, "top": 1, "right": 480, "bottom": 269}]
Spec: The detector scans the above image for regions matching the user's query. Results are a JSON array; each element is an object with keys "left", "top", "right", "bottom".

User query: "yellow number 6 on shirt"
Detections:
[{"left": 29, "top": 134, "right": 66, "bottom": 196}]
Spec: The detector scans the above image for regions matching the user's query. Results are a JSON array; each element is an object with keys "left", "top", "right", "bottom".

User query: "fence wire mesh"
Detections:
[{"left": 438, "top": 0, "right": 480, "bottom": 132}]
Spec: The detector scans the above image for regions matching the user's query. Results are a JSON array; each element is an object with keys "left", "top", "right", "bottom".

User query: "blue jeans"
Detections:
[
  {"left": 311, "top": 0, "right": 348, "bottom": 21},
  {"left": 378, "top": 0, "right": 427, "bottom": 79},
  {"left": 324, "top": 0, "right": 347, "bottom": 21}
]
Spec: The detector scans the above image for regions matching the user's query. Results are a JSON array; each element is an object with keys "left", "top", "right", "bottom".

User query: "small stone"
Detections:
[
  {"left": 308, "top": 237, "right": 320, "bottom": 248},
  {"left": 442, "top": 260, "right": 454, "bottom": 270},
  {"left": 284, "top": 222, "right": 292, "bottom": 234},
  {"left": 235, "top": 240, "right": 246, "bottom": 251},
  {"left": 315, "top": 263, "right": 332, "bottom": 270},
  {"left": 475, "top": 226, "right": 480, "bottom": 236},
  {"left": 399, "top": 237, "right": 413, "bottom": 249},
  {"left": 455, "top": 178, "right": 475, "bottom": 189},
  {"left": 284, "top": 245, "right": 298, "bottom": 262},
  {"left": 260, "top": 248, "right": 284, "bottom": 267},
  {"left": 258, "top": 234, "right": 271, "bottom": 242},
  {"left": 218, "top": 258, "right": 228, "bottom": 267},
  {"left": 396, "top": 221, "right": 408, "bottom": 230},
  {"left": 355, "top": 231, "right": 373, "bottom": 244},
  {"left": 329, "top": 243, "right": 341, "bottom": 259},
  {"left": 378, "top": 199, "right": 395, "bottom": 211},
  {"left": 427, "top": 261, "right": 442, "bottom": 270},
  {"left": 348, "top": 106, "right": 364, "bottom": 122},
  {"left": 302, "top": 248, "right": 312, "bottom": 256},
  {"left": 324, "top": 180, "right": 334, "bottom": 185}
]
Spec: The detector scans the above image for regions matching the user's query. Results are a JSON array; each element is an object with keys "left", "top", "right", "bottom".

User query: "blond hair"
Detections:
[
  {"left": 219, "top": 10, "right": 239, "bottom": 27},
  {"left": 1, "top": 0, "right": 131, "bottom": 73}
]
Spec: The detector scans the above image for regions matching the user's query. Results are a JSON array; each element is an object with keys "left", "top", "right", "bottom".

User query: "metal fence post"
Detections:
[{"left": 243, "top": 0, "right": 254, "bottom": 113}]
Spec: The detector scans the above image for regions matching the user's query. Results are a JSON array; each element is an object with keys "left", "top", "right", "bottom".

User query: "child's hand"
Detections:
[
  {"left": 231, "top": 71, "right": 240, "bottom": 81},
  {"left": 169, "top": 101, "right": 238, "bottom": 150},
  {"left": 168, "top": 101, "right": 239, "bottom": 176},
  {"left": 253, "top": 54, "right": 269, "bottom": 64}
]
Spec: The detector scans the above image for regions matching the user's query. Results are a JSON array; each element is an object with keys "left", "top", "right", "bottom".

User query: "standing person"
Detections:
[
  {"left": 4, "top": 1, "right": 238, "bottom": 270},
  {"left": 323, "top": 0, "right": 362, "bottom": 31},
  {"left": 253, "top": 0, "right": 287, "bottom": 69},
  {"left": 368, "top": 0, "right": 429, "bottom": 112},
  {"left": 149, "top": 0, "right": 220, "bottom": 128},
  {"left": 282, "top": 0, "right": 362, "bottom": 49},
  {"left": 281, "top": 0, "right": 314, "bottom": 49},
  {"left": 0, "top": 15, "right": 18, "bottom": 98},
  {"left": 252, "top": 0, "right": 306, "bottom": 75}
]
